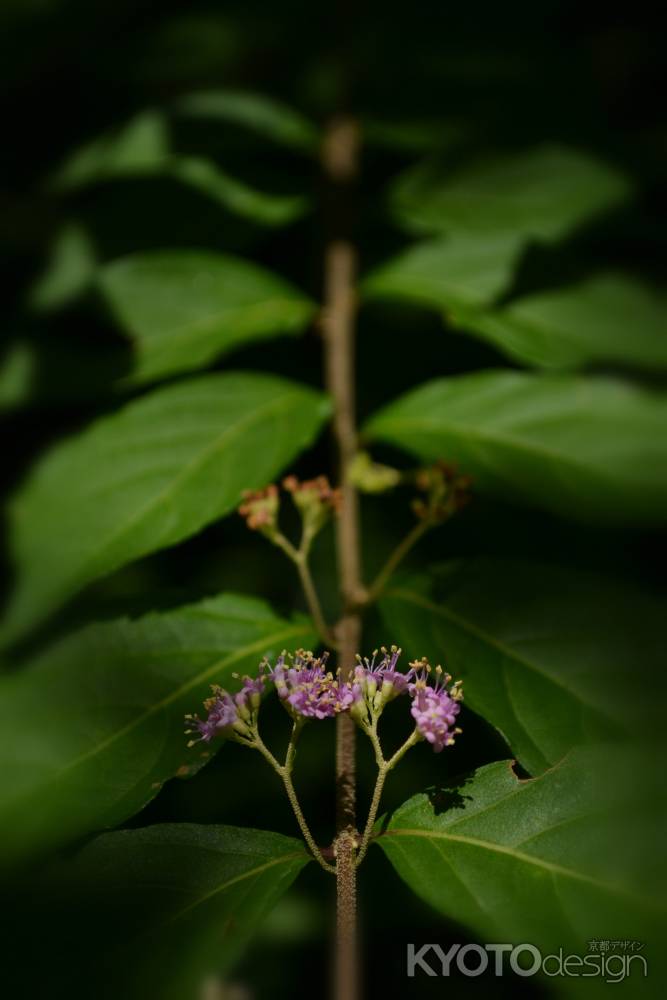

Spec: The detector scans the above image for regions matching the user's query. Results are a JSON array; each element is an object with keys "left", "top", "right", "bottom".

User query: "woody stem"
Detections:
[{"left": 322, "top": 113, "right": 362, "bottom": 1000}]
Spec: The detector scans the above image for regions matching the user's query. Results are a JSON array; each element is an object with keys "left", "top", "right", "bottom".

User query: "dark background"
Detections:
[{"left": 1, "top": 2, "right": 665, "bottom": 997}]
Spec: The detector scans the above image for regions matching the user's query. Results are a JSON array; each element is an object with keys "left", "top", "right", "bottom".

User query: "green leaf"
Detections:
[
  {"left": 364, "top": 370, "right": 667, "bottom": 522},
  {"left": 165, "top": 156, "right": 307, "bottom": 226},
  {"left": 2, "top": 372, "right": 330, "bottom": 643},
  {"left": 391, "top": 144, "right": 631, "bottom": 241},
  {"left": 362, "top": 117, "right": 465, "bottom": 154},
  {"left": 0, "top": 336, "right": 127, "bottom": 412},
  {"left": 378, "top": 747, "right": 666, "bottom": 981},
  {"left": 0, "top": 341, "right": 35, "bottom": 412},
  {"left": 454, "top": 274, "right": 667, "bottom": 371},
  {"left": 378, "top": 559, "right": 662, "bottom": 773},
  {"left": 28, "top": 824, "right": 309, "bottom": 999},
  {"left": 28, "top": 222, "right": 97, "bottom": 312},
  {"left": 173, "top": 89, "right": 319, "bottom": 152},
  {"left": 99, "top": 250, "right": 316, "bottom": 384},
  {"left": 53, "top": 110, "right": 170, "bottom": 186},
  {"left": 362, "top": 233, "right": 523, "bottom": 311},
  {"left": 0, "top": 594, "right": 316, "bottom": 869},
  {"left": 53, "top": 110, "right": 308, "bottom": 227}
]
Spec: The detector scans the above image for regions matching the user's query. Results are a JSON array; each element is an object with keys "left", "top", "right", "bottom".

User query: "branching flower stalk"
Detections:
[
  {"left": 354, "top": 724, "right": 420, "bottom": 868},
  {"left": 365, "top": 461, "right": 472, "bottom": 604},
  {"left": 251, "top": 723, "right": 335, "bottom": 874},
  {"left": 197, "top": 119, "right": 471, "bottom": 1000},
  {"left": 239, "top": 478, "right": 340, "bottom": 649},
  {"left": 185, "top": 648, "right": 464, "bottom": 882}
]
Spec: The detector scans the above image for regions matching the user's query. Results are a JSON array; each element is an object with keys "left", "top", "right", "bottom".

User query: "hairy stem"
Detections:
[
  {"left": 280, "top": 765, "right": 336, "bottom": 873},
  {"left": 355, "top": 728, "right": 420, "bottom": 867},
  {"left": 322, "top": 113, "right": 362, "bottom": 1000},
  {"left": 355, "top": 765, "right": 387, "bottom": 868},
  {"left": 253, "top": 728, "right": 334, "bottom": 873}
]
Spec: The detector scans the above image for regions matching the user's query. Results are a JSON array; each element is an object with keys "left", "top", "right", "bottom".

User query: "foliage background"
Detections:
[{"left": 1, "top": 1, "right": 666, "bottom": 998}]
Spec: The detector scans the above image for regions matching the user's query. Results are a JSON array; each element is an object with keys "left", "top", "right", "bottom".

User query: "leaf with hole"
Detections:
[
  {"left": 379, "top": 558, "right": 663, "bottom": 773},
  {"left": 378, "top": 746, "right": 667, "bottom": 991}
]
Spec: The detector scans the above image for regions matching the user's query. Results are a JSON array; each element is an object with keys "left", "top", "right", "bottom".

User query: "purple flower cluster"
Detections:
[
  {"left": 185, "top": 674, "right": 265, "bottom": 745},
  {"left": 408, "top": 659, "right": 463, "bottom": 752},
  {"left": 185, "top": 647, "right": 463, "bottom": 753},
  {"left": 353, "top": 645, "right": 413, "bottom": 702},
  {"left": 268, "top": 650, "right": 354, "bottom": 719}
]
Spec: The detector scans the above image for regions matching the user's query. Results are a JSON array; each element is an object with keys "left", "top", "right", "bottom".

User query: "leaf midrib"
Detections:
[
  {"left": 386, "top": 586, "right": 610, "bottom": 719},
  {"left": 380, "top": 827, "right": 662, "bottom": 911},
  {"left": 168, "top": 850, "right": 308, "bottom": 923},
  {"left": 125, "top": 295, "right": 311, "bottom": 352},
  {"left": 367, "top": 408, "right": 652, "bottom": 486},
  {"left": 74, "top": 389, "right": 316, "bottom": 595},
  {"left": 1, "top": 618, "right": 312, "bottom": 808}
]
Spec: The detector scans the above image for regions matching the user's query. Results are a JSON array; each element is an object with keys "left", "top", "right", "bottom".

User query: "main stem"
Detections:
[{"left": 321, "top": 115, "right": 362, "bottom": 1000}]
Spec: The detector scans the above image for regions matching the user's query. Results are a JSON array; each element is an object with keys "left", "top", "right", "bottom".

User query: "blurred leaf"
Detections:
[
  {"left": 173, "top": 90, "right": 319, "bottom": 152},
  {"left": 99, "top": 250, "right": 316, "bottom": 384},
  {"left": 453, "top": 273, "right": 667, "bottom": 371},
  {"left": 391, "top": 144, "right": 631, "bottom": 241},
  {"left": 28, "top": 222, "right": 96, "bottom": 312},
  {"left": 0, "top": 341, "right": 35, "bottom": 411},
  {"left": 53, "top": 111, "right": 308, "bottom": 227},
  {"left": 364, "top": 370, "right": 667, "bottom": 522},
  {"left": 362, "top": 117, "right": 465, "bottom": 154},
  {"left": 2, "top": 372, "right": 330, "bottom": 644},
  {"left": 378, "top": 559, "right": 663, "bottom": 773},
  {"left": 133, "top": 12, "right": 243, "bottom": 87},
  {"left": 0, "top": 594, "right": 314, "bottom": 869},
  {"left": 0, "top": 336, "right": 128, "bottom": 412},
  {"left": 53, "top": 110, "right": 171, "bottom": 186},
  {"left": 29, "top": 824, "right": 309, "bottom": 999},
  {"left": 165, "top": 156, "right": 308, "bottom": 225},
  {"left": 362, "top": 233, "right": 523, "bottom": 311},
  {"left": 378, "top": 747, "right": 666, "bottom": 981}
]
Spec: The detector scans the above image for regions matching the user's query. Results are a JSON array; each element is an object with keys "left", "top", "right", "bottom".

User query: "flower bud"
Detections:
[{"left": 349, "top": 451, "right": 401, "bottom": 494}]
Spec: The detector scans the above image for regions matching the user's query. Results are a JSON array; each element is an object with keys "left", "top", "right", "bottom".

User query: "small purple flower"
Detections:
[
  {"left": 185, "top": 674, "right": 266, "bottom": 746},
  {"left": 185, "top": 686, "right": 239, "bottom": 745},
  {"left": 232, "top": 673, "right": 266, "bottom": 717},
  {"left": 354, "top": 646, "right": 413, "bottom": 703},
  {"left": 408, "top": 660, "right": 463, "bottom": 753},
  {"left": 265, "top": 649, "right": 353, "bottom": 720}
]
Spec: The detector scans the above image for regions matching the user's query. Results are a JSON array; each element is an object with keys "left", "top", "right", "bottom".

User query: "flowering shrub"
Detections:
[{"left": 0, "top": 11, "right": 664, "bottom": 1000}]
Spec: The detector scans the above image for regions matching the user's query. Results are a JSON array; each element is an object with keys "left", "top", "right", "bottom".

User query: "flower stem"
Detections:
[
  {"left": 280, "top": 765, "right": 336, "bottom": 873},
  {"left": 355, "top": 729, "right": 420, "bottom": 867},
  {"left": 355, "top": 764, "right": 387, "bottom": 867},
  {"left": 365, "top": 518, "right": 431, "bottom": 604},
  {"left": 253, "top": 728, "right": 335, "bottom": 873},
  {"left": 271, "top": 529, "right": 338, "bottom": 649},
  {"left": 294, "top": 553, "right": 338, "bottom": 649}
]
